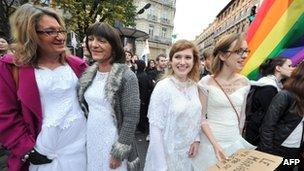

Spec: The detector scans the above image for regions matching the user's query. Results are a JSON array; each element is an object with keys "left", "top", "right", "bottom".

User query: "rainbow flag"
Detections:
[{"left": 241, "top": 0, "right": 304, "bottom": 79}]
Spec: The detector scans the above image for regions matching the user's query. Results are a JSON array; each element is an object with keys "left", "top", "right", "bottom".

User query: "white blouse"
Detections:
[
  {"left": 30, "top": 65, "right": 86, "bottom": 171},
  {"left": 144, "top": 76, "right": 202, "bottom": 171}
]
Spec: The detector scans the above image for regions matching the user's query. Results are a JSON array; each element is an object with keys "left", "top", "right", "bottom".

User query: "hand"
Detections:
[
  {"left": 188, "top": 141, "right": 200, "bottom": 158},
  {"left": 28, "top": 149, "right": 52, "bottom": 165},
  {"left": 109, "top": 156, "right": 122, "bottom": 169},
  {"left": 213, "top": 144, "right": 227, "bottom": 162}
]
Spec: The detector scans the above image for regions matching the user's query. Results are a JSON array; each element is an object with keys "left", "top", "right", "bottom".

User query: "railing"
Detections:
[{"left": 149, "top": 35, "right": 171, "bottom": 45}]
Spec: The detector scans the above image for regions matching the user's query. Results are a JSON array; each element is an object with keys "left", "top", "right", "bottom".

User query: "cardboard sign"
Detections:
[{"left": 208, "top": 149, "right": 283, "bottom": 171}]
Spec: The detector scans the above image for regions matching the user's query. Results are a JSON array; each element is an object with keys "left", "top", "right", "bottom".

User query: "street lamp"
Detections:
[{"left": 137, "top": 3, "right": 151, "bottom": 14}]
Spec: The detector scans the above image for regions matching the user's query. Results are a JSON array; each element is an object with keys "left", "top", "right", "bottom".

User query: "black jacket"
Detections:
[
  {"left": 244, "top": 85, "right": 278, "bottom": 145},
  {"left": 258, "top": 90, "right": 303, "bottom": 153}
]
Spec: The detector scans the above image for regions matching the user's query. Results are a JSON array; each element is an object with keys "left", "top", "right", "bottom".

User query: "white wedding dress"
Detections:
[
  {"left": 192, "top": 75, "right": 255, "bottom": 171},
  {"left": 85, "top": 71, "right": 127, "bottom": 171},
  {"left": 144, "top": 77, "right": 202, "bottom": 171}
]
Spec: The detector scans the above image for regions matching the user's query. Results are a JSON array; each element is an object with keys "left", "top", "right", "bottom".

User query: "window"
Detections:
[
  {"left": 161, "top": 27, "right": 167, "bottom": 38},
  {"left": 149, "top": 25, "right": 154, "bottom": 36}
]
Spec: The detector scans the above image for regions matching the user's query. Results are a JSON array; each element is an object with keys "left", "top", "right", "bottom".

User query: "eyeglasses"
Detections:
[
  {"left": 36, "top": 29, "right": 67, "bottom": 37},
  {"left": 224, "top": 49, "right": 251, "bottom": 56}
]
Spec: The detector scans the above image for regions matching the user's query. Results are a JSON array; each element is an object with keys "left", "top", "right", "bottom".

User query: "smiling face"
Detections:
[
  {"left": 36, "top": 15, "right": 66, "bottom": 56},
  {"left": 221, "top": 40, "right": 249, "bottom": 71},
  {"left": 171, "top": 48, "right": 194, "bottom": 81},
  {"left": 88, "top": 35, "right": 112, "bottom": 64}
]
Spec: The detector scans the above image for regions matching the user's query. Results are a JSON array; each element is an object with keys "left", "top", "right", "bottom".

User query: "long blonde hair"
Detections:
[
  {"left": 211, "top": 33, "right": 245, "bottom": 76},
  {"left": 10, "top": 3, "right": 67, "bottom": 66},
  {"left": 163, "top": 40, "right": 200, "bottom": 82}
]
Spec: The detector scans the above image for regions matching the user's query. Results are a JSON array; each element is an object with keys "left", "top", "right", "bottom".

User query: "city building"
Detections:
[
  {"left": 194, "top": 0, "right": 262, "bottom": 57},
  {"left": 134, "top": 0, "right": 176, "bottom": 60}
]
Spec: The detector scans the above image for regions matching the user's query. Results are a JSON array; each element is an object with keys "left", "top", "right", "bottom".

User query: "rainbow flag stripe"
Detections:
[{"left": 241, "top": 0, "right": 304, "bottom": 79}]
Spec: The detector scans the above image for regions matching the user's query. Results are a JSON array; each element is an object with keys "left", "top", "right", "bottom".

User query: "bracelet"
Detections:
[{"left": 21, "top": 149, "right": 35, "bottom": 162}]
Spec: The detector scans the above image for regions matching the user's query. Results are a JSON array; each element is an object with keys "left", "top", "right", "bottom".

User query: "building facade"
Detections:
[
  {"left": 134, "top": 0, "right": 176, "bottom": 60},
  {"left": 194, "top": 0, "right": 262, "bottom": 57}
]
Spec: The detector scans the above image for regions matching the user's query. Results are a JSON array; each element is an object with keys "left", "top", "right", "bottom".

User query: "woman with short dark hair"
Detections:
[{"left": 78, "top": 22, "right": 140, "bottom": 171}]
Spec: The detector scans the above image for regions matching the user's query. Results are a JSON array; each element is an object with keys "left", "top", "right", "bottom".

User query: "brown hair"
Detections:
[
  {"left": 10, "top": 3, "right": 67, "bottom": 66},
  {"left": 284, "top": 62, "right": 304, "bottom": 116},
  {"left": 211, "top": 33, "right": 246, "bottom": 76},
  {"left": 164, "top": 39, "right": 200, "bottom": 82},
  {"left": 86, "top": 22, "right": 125, "bottom": 64}
]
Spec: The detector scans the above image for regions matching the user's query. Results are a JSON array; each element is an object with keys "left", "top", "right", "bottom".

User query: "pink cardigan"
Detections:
[{"left": 0, "top": 54, "right": 87, "bottom": 171}]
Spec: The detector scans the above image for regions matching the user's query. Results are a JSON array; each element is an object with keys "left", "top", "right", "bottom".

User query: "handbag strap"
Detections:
[{"left": 212, "top": 76, "right": 240, "bottom": 126}]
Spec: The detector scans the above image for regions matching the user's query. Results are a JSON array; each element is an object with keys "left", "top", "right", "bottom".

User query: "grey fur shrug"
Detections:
[{"left": 77, "top": 62, "right": 140, "bottom": 170}]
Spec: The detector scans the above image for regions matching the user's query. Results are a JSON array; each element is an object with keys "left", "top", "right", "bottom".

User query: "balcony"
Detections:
[
  {"left": 149, "top": 35, "right": 171, "bottom": 45},
  {"left": 160, "top": 17, "right": 170, "bottom": 24},
  {"left": 147, "top": 14, "right": 158, "bottom": 21}
]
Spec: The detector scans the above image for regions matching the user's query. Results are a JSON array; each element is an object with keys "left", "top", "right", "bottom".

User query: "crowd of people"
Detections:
[{"left": 0, "top": 3, "right": 303, "bottom": 171}]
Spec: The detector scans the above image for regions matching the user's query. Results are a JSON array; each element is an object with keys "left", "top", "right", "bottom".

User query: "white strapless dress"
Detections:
[{"left": 192, "top": 77, "right": 255, "bottom": 171}]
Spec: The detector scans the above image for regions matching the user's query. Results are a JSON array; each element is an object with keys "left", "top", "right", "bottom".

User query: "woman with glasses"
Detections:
[
  {"left": 244, "top": 57, "right": 294, "bottom": 146},
  {"left": 259, "top": 62, "right": 304, "bottom": 171},
  {"left": 0, "top": 4, "right": 87, "bottom": 171},
  {"left": 192, "top": 33, "right": 255, "bottom": 170}
]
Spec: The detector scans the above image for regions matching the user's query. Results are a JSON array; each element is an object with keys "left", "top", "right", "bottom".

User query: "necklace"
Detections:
[{"left": 169, "top": 77, "right": 193, "bottom": 101}]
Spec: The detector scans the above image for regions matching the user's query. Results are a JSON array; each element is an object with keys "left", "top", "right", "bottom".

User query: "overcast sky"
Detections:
[{"left": 173, "top": 0, "right": 231, "bottom": 40}]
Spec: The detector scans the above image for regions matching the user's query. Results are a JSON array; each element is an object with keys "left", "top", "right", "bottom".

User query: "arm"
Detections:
[
  {"left": 148, "top": 124, "right": 168, "bottom": 170},
  {"left": 0, "top": 62, "right": 35, "bottom": 158},
  {"left": 110, "top": 71, "right": 140, "bottom": 161},
  {"left": 146, "top": 80, "right": 169, "bottom": 170},
  {"left": 258, "top": 91, "right": 291, "bottom": 153},
  {"left": 198, "top": 86, "right": 227, "bottom": 161}
]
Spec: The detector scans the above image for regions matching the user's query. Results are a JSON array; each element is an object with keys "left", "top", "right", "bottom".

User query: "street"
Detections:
[{"left": 0, "top": 132, "right": 149, "bottom": 171}]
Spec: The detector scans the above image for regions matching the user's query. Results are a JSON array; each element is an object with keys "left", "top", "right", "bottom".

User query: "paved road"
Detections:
[{"left": 0, "top": 133, "right": 149, "bottom": 171}]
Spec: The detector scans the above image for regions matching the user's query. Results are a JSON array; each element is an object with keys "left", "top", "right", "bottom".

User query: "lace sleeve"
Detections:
[
  {"left": 147, "top": 80, "right": 169, "bottom": 130},
  {"left": 198, "top": 76, "right": 210, "bottom": 124}
]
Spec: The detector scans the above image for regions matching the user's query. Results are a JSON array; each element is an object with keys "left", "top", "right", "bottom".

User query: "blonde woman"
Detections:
[
  {"left": 0, "top": 4, "right": 87, "bottom": 171},
  {"left": 144, "top": 40, "right": 202, "bottom": 171},
  {"left": 193, "top": 33, "right": 255, "bottom": 170}
]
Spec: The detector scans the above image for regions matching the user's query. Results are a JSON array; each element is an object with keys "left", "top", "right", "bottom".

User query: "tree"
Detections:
[
  {"left": 0, "top": 0, "right": 137, "bottom": 43},
  {"left": 0, "top": 0, "right": 24, "bottom": 41},
  {"left": 57, "top": 0, "right": 137, "bottom": 42}
]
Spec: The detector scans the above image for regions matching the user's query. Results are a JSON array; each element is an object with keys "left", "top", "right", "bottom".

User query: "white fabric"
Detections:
[
  {"left": 85, "top": 71, "right": 127, "bottom": 171},
  {"left": 192, "top": 76, "right": 255, "bottom": 171},
  {"left": 30, "top": 65, "right": 86, "bottom": 171},
  {"left": 282, "top": 118, "right": 304, "bottom": 148},
  {"left": 144, "top": 76, "right": 202, "bottom": 171},
  {"left": 250, "top": 75, "right": 282, "bottom": 91}
]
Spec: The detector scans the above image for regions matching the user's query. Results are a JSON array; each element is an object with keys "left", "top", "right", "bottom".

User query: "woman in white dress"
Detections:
[
  {"left": 78, "top": 22, "right": 140, "bottom": 171},
  {"left": 0, "top": 4, "right": 87, "bottom": 171},
  {"left": 192, "top": 33, "right": 255, "bottom": 171},
  {"left": 144, "top": 40, "right": 202, "bottom": 171}
]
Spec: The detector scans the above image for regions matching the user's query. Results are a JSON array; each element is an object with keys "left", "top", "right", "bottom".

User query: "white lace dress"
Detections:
[
  {"left": 85, "top": 71, "right": 127, "bottom": 171},
  {"left": 192, "top": 75, "right": 255, "bottom": 171},
  {"left": 29, "top": 65, "right": 86, "bottom": 171},
  {"left": 144, "top": 77, "right": 202, "bottom": 171}
]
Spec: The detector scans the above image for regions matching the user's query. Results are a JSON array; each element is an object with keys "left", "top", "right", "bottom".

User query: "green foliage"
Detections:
[
  {"left": 57, "top": 0, "right": 137, "bottom": 41},
  {"left": 1, "top": 0, "right": 136, "bottom": 43}
]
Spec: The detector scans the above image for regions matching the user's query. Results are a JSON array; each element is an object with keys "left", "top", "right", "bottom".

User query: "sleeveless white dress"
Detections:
[
  {"left": 85, "top": 71, "right": 127, "bottom": 171},
  {"left": 192, "top": 75, "right": 255, "bottom": 171}
]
